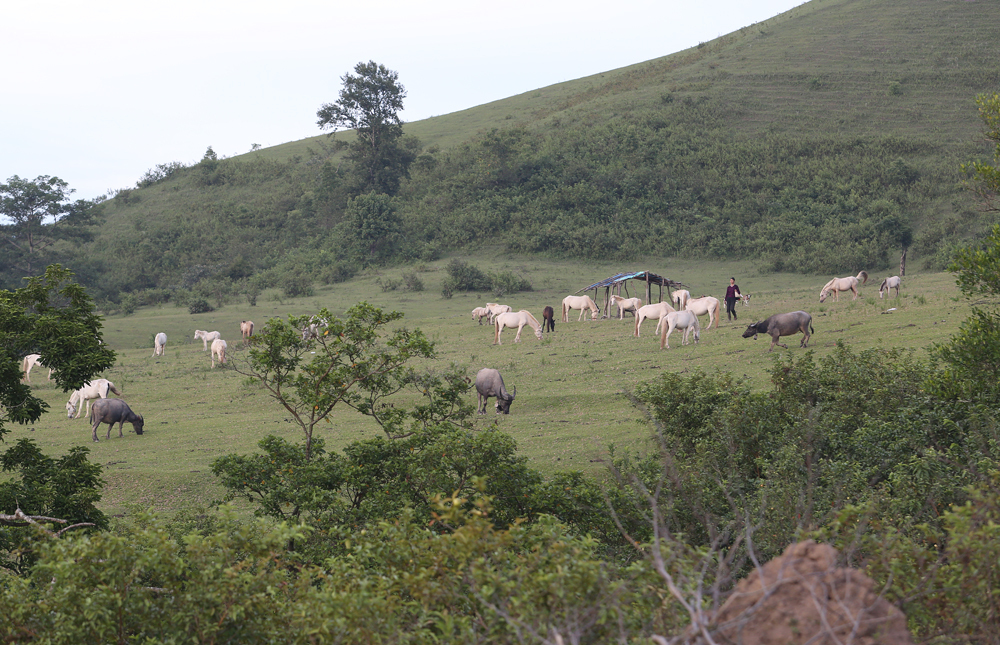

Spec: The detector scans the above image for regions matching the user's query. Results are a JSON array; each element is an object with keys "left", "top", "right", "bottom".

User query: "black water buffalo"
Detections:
[
  {"left": 475, "top": 368, "right": 517, "bottom": 414},
  {"left": 89, "top": 398, "right": 144, "bottom": 442},
  {"left": 742, "top": 311, "right": 814, "bottom": 351}
]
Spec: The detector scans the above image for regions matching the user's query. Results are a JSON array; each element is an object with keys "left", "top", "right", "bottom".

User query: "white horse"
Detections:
[
  {"left": 66, "top": 379, "right": 121, "bottom": 419},
  {"left": 609, "top": 294, "right": 642, "bottom": 320},
  {"left": 671, "top": 289, "right": 691, "bottom": 310},
  {"left": 471, "top": 307, "right": 491, "bottom": 324},
  {"left": 819, "top": 271, "right": 869, "bottom": 303},
  {"left": 562, "top": 295, "right": 601, "bottom": 322},
  {"left": 21, "top": 354, "right": 52, "bottom": 383},
  {"left": 486, "top": 303, "right": 512, "bottom": 323},
  {"left": 879, "top": 276, "right": 901, "bottom": 299},
  {"left": 194, "top": 329, "right": 221, "bottom": 351},
  {"left": 152, "top": 332, "right": 167, "bottom": 357},
  {"left": 240, "top": 320, "right": 255, "bottom": 340},
  {"left": 634, "top": 302, "right": 676, "bottom": 337},
  {"left": 494, "top": 310, "right": 543, "bottom": 344},
  {"left": 211, "top": 338, "right": 228, "bottom": 368},
  {"left": 684, "top": 296, "right": 721, "bottom": 330},
  {"left": 660, "top": 310, "right": 701, "bottom": 349}
]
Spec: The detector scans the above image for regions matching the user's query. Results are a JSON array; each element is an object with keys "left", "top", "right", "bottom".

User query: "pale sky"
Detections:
[{"left": 1, "top": 0, "right": 805, "bottom": 200}]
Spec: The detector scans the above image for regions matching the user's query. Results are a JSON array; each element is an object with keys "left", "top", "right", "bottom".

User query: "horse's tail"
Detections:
[
  {"left": 858, "top": 270, "right": 869, "bottom": 284},
  {"left": 107, "top": 382, "right": 122, "bottom": 397},
  {"left": 561, "top": 301, "right": 568, "bottom": 323},
  {"left": 494, "top": 318, "right": 501, "bottom": 344},
  {"left": 712, "top": 299, "right": 721, "bottom": 329},
  {"left": 21, "top": 355, "right": 28, "bottom": 379}
]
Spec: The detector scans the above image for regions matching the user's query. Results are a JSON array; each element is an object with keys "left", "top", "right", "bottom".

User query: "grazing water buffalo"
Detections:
[
  {"left": 89, "top": 398, "right": 144, "bottom": 442},
  {"left": 542, "top": 306, "right": 555, "bottom": 333},
  {"left": 742, "top": 311, "right": 814, "bottom": 351},
  {"left": 475, "top": 368, "right": 517, "bottom": 414}
]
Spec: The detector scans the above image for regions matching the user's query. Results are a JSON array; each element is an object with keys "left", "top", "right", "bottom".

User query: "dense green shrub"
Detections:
[{"left": 188, "top": 298, "right": 213, "bottom": 314}]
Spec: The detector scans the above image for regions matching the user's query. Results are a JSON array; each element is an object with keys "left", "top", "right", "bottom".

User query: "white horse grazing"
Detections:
[
  {"left": 152, "top": 332, "right": 167, "bottom": 357},
  {"left": 471, "top": 307, "right": 491, "bottom": 325},
  {"left": 684, "top": 296, "right": 721, "bottom": 330},
  {"left": 486, "top": 303, "right": 512, "bottom": 324},
  {"left": 240, "top": 320, "right": 255, "bottom": 340},
  {"left": 819, "top": 271, "right": 869, "bottom": 303},
  {"left": 634, "top": 302, "right": 676, "bottom": 338},
  {"left": 609, "top": 294, "right": 642, "bottom": 320},
  {"left": 494, "top": 310, "right": 543, "bottom": 344},
  {"left": 21, "top": 354, "right": 52, "bottom": 383},
  {"left": 66, "top": 379, "right": 121, "bottom": 419},
  {"left": 660, "top": 310, "right": 701, "bottom": 349},
  {"left": 879, "top": 276, "right": 901, "bottom": 299},
  {"left": 562, "top": 295, "right": 601, "bottom": 322},
  {"left": 194, "top": 329, "right": 221, "bottom": 351},
  {"left": 211, "top": 338, "right": 228, "bottom": 368},
  {"left": 671, "top": 289, "right": 691, "bottom": 310}
]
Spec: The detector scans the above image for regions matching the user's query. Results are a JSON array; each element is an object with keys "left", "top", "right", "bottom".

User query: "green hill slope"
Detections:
[{"left": 68, "top": 0, "right": 999, "bottom": 301}]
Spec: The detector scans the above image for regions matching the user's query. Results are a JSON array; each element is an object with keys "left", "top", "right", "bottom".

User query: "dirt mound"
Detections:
[{"left": 707, "top": 540, "right": 914, "bottom": 645}]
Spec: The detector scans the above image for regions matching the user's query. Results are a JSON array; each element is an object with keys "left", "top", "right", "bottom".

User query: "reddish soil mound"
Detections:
[{"left": 706, "top": 540, "right": 914, "bottom": 645}]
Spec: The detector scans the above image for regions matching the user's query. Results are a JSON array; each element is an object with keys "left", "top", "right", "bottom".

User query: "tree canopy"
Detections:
[
  {"left": 316, "top": 61, "right": 415, "bottom": 195},
  {"left": 0, "top": 264, "right": 115, "bottom": 440},
  {"left": 962, "top": 91, "right": 1000, "bottom": 212},
  {"left": 0, "top": 176, "right": 96, "bottom": 283}
]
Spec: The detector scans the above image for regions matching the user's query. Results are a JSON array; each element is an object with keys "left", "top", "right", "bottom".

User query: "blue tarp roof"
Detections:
[{"left": 576, "top": 271, "right": 685, "bottom": 294}]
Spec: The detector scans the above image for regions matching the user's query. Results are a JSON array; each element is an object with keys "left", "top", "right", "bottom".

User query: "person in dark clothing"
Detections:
[{"left": 725, "top": 277, "right": 741, "bottom": 321}]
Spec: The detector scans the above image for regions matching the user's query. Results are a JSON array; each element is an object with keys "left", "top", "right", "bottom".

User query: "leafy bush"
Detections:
[
  {"left": 119, "top": 292, "right": 139, "bottom": 316},
  {"left": 280, "top": 272, "right": 314, "bottom": 298},
  {"left": 188, "top": 298, "right": 214, "bottom": 314},
  {"left": 442, "top": 259, "right": 491, "bottom": 292},
  {"left": 402, "top": 272, "right": 424, "bottom": 292},
  {"left": 488, "top": 269, "right": 531, "bottom": 297}
]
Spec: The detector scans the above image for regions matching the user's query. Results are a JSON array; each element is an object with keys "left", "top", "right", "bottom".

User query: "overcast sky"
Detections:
[{"left": 1, "top": 0, "right": 804, "bottom": 200}]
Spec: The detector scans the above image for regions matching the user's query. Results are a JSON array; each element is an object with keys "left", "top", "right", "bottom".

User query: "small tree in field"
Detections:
[
  {"left": 227, "top": 302, "right": 472, "bottom": 460},
  {"left": 315, "top": 61, "right": 416, "bottom": 196}
]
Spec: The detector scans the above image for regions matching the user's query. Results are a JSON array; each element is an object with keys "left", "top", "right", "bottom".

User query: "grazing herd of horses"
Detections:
[
  {"left": 474, "top": 271, "right": 902, "bottom": 353},
  {"left": 19, "top": 320, "right": 260, "bottom": 441}
]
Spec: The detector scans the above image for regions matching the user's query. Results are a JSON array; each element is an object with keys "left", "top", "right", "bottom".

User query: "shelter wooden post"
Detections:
[{"left": 646, "top": 274, "right": 652, "bottom": 306}]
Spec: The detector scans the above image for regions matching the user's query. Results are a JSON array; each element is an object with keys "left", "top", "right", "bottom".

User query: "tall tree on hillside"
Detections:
[
  {"left": 316, "top": 61, "right": 416, "bottom": 196},
  {"left": 0, "top": 175, "right": 95, "bottom": 281},
  {"left": 963, "top": 92, "right": 1000, "bottom": 212}
]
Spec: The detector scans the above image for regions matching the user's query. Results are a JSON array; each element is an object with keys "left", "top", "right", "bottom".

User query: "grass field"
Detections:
[{"left": 15, "top": 258, "right": 970, "bottom": 518}]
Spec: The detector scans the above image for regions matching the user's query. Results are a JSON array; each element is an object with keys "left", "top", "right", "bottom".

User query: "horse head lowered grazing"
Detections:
[
  {"left": 879, "top": 276, "right": 901, "bottom": 299},
  {"left": 820, "top": 271, "right": 869, "bottom": 302},
  {"left": 494, "top": 310, "right": 543, "bottom": 344},
  {"left": 67, "top": 379, "right": 122, "bottom": 419},
  {"left": 561, "top": 295, "right": 600, "bottom": 322}
]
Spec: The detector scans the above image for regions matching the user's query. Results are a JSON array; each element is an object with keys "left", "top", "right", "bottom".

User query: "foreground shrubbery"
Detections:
[{"left": 9, "top": 231, "right": 1000, "bottom": 640}]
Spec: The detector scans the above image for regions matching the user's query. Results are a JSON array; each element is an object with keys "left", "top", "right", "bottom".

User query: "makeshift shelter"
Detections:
[{"left": 575, "top": 271, "right": 687, "bottom": 318}]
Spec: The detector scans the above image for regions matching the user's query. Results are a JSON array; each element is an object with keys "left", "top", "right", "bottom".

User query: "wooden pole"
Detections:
[
  {"left": 900, "top": 247, "right": 907, "bottom": 277},
  {"left": 646, "top": 273, "right": 652, "bottom": 305}
]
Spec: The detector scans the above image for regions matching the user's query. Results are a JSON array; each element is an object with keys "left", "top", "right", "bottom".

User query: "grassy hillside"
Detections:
[
  {"left": 12, "top": 258, "right": 969, "bottom": 517},
  {"left": 40, "top": 0, "right": 1000, "bottom": 303}
]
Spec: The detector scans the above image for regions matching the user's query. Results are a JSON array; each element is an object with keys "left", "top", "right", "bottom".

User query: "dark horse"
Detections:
[{"left": 542, "top": 306, "right": 556, "bottom": 333}]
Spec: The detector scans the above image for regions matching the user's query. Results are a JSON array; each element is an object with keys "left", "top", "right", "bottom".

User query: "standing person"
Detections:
[{"left": 725, "top": 277, "right": 742, "bottom": 321}]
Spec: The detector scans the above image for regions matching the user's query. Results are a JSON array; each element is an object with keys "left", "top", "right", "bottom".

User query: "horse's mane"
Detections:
[
  {"left": 821, "top": 278, "right": 838, "bottom": 292},
  {"left": 520, "top": 310, "right": 540, "bottom": 326}
]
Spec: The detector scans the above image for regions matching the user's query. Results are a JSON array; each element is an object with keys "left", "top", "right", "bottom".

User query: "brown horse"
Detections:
[{"left": 542, "top": 306, "right": 555, "bottom": 333}]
